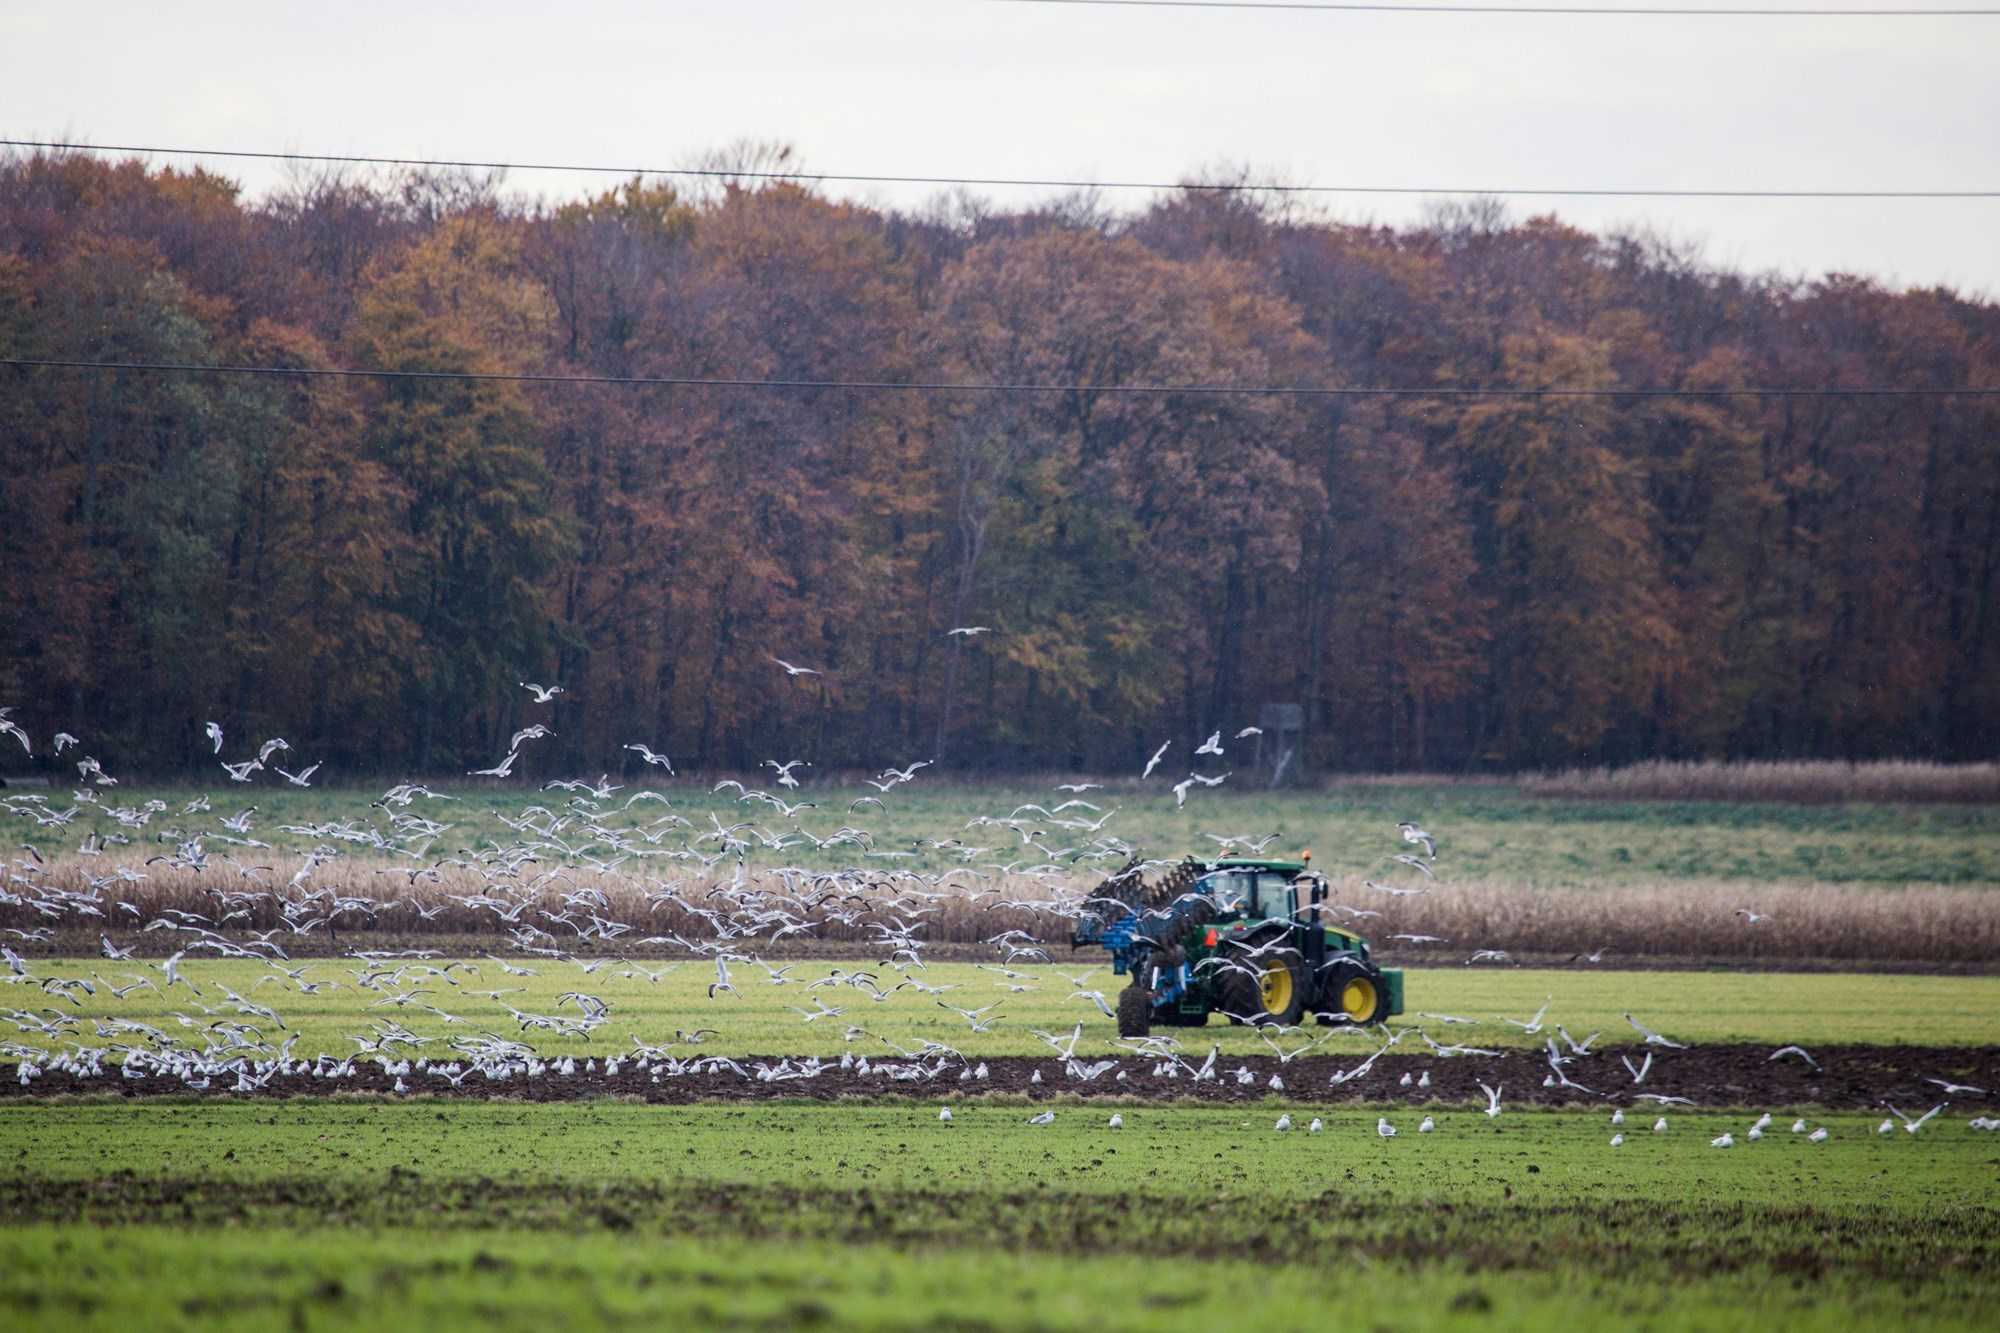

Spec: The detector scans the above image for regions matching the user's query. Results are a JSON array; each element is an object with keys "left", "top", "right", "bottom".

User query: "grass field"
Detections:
[
  {"left": 3, "top": 1100, "right": 1995, "bottom": 1330},
  {"left": 11, "top": 957, "right": 2000, "bottom": 1061},
  {"left": 8, "top": 779, "right": 2000, "bottom": 885}
]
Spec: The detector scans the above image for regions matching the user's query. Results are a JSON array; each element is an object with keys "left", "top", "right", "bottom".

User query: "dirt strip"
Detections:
[{"left": 7, "top": 1044, "right": 1997, "bottom": 1111}]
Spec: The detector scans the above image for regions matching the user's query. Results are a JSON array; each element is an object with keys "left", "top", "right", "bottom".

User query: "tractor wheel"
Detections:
[
  {"left": 1218, "top": 951, "right": 1307, "bottom": 1027},
  {"left": 1116, "top": 984, "right": 1153, "bottom": 1038},
  {"left": 1317, "top": 959, "right": 1391, "bottom": 1026}
]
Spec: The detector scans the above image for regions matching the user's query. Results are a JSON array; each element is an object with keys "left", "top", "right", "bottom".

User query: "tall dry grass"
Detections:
[
  {"left": 1320, "top": 876, "right": 2000, "bottom": 965},
  {"left": 1520, "top": 759, "right": 2000, "bottom": 806},
  {"left": 10, "top": 856, "right": 1996, "bottom": 965}
]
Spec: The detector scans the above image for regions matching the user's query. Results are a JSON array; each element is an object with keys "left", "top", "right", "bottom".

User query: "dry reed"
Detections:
[
  {"left": 10, "top": 856, "right": 1996, "bottom": 966},
  {"left": 1520, "top": 759, "right": 2000, "bottom": 806}
]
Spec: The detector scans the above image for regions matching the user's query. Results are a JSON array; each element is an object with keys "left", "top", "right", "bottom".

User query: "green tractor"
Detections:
[{"left": 1071, "top": 854, "right": 1404, "bottom": 1037}]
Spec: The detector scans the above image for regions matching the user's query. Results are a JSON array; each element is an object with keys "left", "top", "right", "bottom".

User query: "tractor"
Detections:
[{"left": 1070, "top": 853, "right": 1404, "bottom": 1037}]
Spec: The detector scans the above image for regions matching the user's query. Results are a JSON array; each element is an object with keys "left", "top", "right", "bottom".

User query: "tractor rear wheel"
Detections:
[
  {"left": 1116, "top": 984, "right": 1152, "bottom": 1038},
  {"left": 1218, "top": 951, "right": 1307, "bottom": 1027},
  {"left": 1316, "top": 959, "right": 1391, "bottom": 1025}
]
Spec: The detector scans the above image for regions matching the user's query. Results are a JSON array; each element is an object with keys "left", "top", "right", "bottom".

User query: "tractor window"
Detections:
[
  {"left": 1252, "top": 873, "right": 1294, "bottom": 920},
  {"left": 1198, "top": 870, "right": 1254, "bottom": 914}
]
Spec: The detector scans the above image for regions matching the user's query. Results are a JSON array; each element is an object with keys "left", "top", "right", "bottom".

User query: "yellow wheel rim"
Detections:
[
  {"left": 1341, "top": 977, "right": 1378, "bottom": 1022},
  {"left": 1260, "top": 961, "right": 1294, "bottom": 1013}
]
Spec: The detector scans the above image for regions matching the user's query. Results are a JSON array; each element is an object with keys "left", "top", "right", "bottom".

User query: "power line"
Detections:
[
  {"left": 4, "top": 140, "right": 1995, "bottom": 202},
  {"left": 996, "top": 0, "right": 1999, "bottom": 14},
  {"left": 4, "top": 358, "right": 1993, "bottom": 398}
]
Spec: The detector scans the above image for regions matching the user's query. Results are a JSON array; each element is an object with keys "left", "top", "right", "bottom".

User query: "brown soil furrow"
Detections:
[{"left": 7, "top": 1044, "right": 1997, "bottom": 1111}]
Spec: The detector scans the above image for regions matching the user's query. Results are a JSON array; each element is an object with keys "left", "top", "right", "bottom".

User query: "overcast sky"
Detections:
[{"left": 6, "top": 0, "right": 1996, "bottom": 295}]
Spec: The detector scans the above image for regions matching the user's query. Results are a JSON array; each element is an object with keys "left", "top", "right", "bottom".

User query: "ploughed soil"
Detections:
[{"left": 7, "top": 1043, "right": 1996, "bottom": 1112}]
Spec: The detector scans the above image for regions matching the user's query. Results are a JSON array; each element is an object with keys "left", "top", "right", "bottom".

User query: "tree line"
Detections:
[{"left": 1, "top": 148, "right": 1995, "bottom": 779}]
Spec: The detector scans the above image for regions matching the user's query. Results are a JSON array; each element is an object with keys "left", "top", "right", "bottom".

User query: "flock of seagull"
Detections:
[{"left": 1, "top": 695, "right": 1992, "bottom": 1146}]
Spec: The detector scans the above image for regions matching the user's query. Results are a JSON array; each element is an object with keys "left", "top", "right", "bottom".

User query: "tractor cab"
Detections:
[{"left": 1198, "top": 866, "right": 1297, "bottom": 924}]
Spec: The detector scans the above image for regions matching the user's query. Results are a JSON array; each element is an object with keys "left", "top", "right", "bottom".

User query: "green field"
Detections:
[
  {"left": 3, "top": 1100, "right": 1995, "bottom": 1330},
  {"left": 13, "top": 958, "right": 2000, "bottom": 1061},
  {"left": 7, "top": 780, "right": 1999, "bottom": 885}
]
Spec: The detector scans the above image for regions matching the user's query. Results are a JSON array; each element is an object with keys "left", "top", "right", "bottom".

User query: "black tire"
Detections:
[
  {"left": 1116, "top": 984, "right": 1153, "bottom": 1038},
  {"left": 1316, "top": 959, "right": 1391, "bottom": 1025},
  {"left": 1217, "top": 950, "right": 1307, "bottom": 1027}
]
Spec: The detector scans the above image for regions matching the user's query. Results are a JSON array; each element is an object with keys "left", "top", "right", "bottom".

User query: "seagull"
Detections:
[
  {"left": 1309, "top": 1118, "right": 1324, "bottom": 1134},
  {"left": 1734, "top": 908, "right": 1775, "bottom": 926},
  {"left": 623, "top": 743, "right": 673, "bottom": 773},
  {"left": 1502, "top": 997, "right": 1552, "bottom": 1035},
  {"left": 1886, "top": 1102, "right": 1946, "bottom": 1135},
  {"left": 1610, "top": 1133, "right": 1625, "bottom": 1146},
  {"left": 1377, "top": 1118, "right": 1397, "bottom": 1138},
  {"left": 1653, "top": 1118, "right": 1669, "bottom": 1133},
  {"left": 507, "top": 723, "right": 554, "bottom": 752},
  {"left": 1809, "top": 1127, "right": 1830, "bottom": 1142},
  {"left": 708, "top": 957, "right": 737, "bottom": 999},
  {"left": 1791, "top": 1119, "right": 1807, "bottom": 1133},
  {"left": 1769, "top": 1045, "right": 1819, "bottom": 1070},
  {"left": 1924, "top": 1077, "right": 1988, "bottom": 1095},
  {"left": 1418, "top": 1116, "right": 1435, "bottom": 1133},
  {"left": 1611, "top": 1109, "right": 1625, "bottom": 1126},
  {"left": 1710, "top": 1132, "right": 1734, "bottom": 1148},
  {"left": 770, "top": 656, "right": 821, "bottom": 678},
  {"left": 1109, "top": 1114, "right": 1123, "bottom": 1129},
  {"left": 1396, "top": 822, "right": 1436, "bottom": 859},
  {"left": 204, "top": 721, "right": 224, "bottom": 753},
  {"left": 520, "top": 681, "right": 564, "bottom": 702},
  {"left": 274, "top": 762, "right": 321, "bottom": 788},
  {"left": 1624, "top": 1013, "right": 1687, "bottom": 1049},
  {"left": 1477, "top": 1082, "right": 1503, "bottom": 1119},
  {"left": 1234, "top": 726, "right": 1262, "bottom": 739},
  {"left": 1620, "top": 1052, "right": 1654, "bottom": 1085},
  {"left": 221, "top": 758, "right": 263, "bottom": 782},
  {"left": 469, "top": 751, "right": 521, "bottom": 778},
  {"left": 1027, "top": 1110, "right": 1055, "bottom": 1125},
  {"left": 761, "top": 759, "right": 811, "bottom": 789},
  {"left": 938, "top": 1107, "right": 953, "bottom": 1122},
  {"left": 1141, "top": 740, "right": 1171, "bottom": 780},
  {"left": 1195, "top": 731, "right": 1224, "bottom": 757},
  {"left": 946, "top": 626, "right": 991, "bottom": 637},
  {"left": 1274, "top": 1114, "right": 1292, "bottom": 1132},
  {"left": 51, "top": 732, "right": 78, "bottom": 754}
]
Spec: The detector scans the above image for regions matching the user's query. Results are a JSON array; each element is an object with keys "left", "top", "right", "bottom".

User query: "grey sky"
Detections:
[{"left": 6, "top": 0, "right": 1996, "bottom": 294}]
